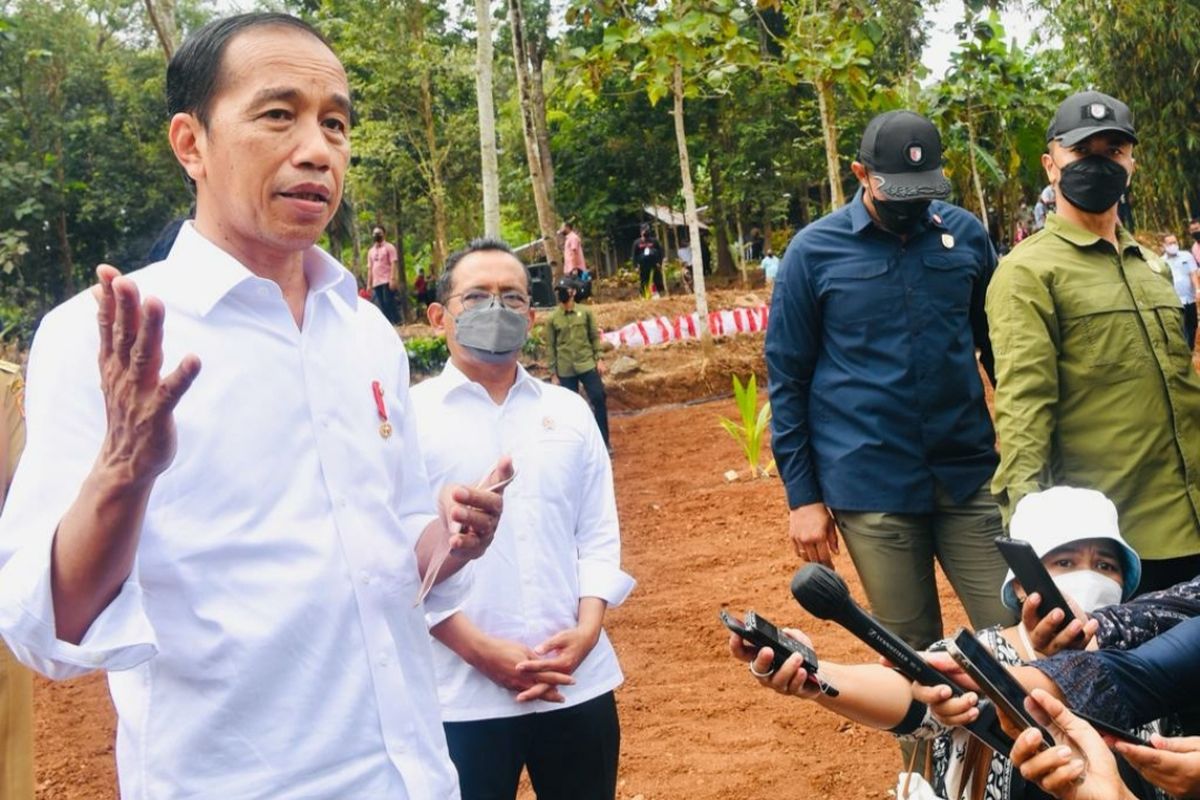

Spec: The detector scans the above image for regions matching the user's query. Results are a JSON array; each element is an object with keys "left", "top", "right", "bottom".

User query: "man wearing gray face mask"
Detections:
[
  {"left": 413, "top": 238, "right": 634, "bottom": 800},
  {"left": 987, "top": 90, "right": 1200, "bottom": 595}
]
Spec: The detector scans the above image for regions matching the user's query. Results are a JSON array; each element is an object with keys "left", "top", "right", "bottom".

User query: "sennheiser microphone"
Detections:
[{"left": 790, "top": 563, "right": 1013, "bottom": 754}]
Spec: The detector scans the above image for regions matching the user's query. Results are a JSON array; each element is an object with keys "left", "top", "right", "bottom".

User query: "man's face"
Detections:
[
  {"left": 1164, "top": 235, "right": 1179, "bottom": 251},
  {"left": 180, "top": 26, "right": 351, "bottom": 261},
  {"left": 427, "top": 251, "right": 533, "bottom": 367},
  {"left": 1190, "top": 222, "right": 1200, "bottom": 239},
  {"left": 1043, "top": 132, "right": 1135, "bottom": 187}
]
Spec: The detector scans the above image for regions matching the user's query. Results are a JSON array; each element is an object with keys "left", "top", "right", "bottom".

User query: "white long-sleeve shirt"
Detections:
[
  {"left": 411, "top": 361, "right": 634, "bottom": 722},
  {"left": 0, "top": 223, "right": 466, "bottom": 800}
]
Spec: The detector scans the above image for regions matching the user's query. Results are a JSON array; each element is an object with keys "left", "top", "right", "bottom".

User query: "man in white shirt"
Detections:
[
  {"left": 1164, "top": 232, "right": 1200, "bottom": 350},
  {"left": 0, "top": 13, "right": 509, "bottom": 799},
  {"left": 411, "top": 239, "right": 635, "bottom": 800}
]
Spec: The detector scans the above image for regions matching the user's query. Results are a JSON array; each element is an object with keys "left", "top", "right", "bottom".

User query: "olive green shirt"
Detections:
[
  {"left": 546, "top": 305, "right": 601, "bottom": 378},
  {"left": 987, "top": 213, "right": 1200, "bottom": 559}
]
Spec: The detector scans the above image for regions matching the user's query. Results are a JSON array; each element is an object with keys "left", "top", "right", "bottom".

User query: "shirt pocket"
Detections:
[
  {"left": 1134, "top": 278, "right": 1192, "bottom": 373},
  {"left": 1056, "top": 283, "right": 1145, "bottom": 379},
  {"left": 822, "top": 259, "right": 899, "bottom": 325},
  {"left": 922, "top": 254, "right": 976, "bottom": 312}
]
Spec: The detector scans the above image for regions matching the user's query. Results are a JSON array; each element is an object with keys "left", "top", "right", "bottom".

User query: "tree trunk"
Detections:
[
  {"left": 734, "top": 215, "right": 748, "bottom": 287},
  {"left": 392, "top": 186, "right": 411, "bottom": 323},
  {"left": 507, "top": 0, "right": 561, "bottom": 271},
  {"left": 475, "top": 0, "right": 501, "bottom": 238},
  {"left": 816, "top": 76, "right": 844, "bottom": 210},
  {"left": 419, "top": 68, "right": 449, "bottom": 271},
  {"left": 706, "top": 152, "right": 736, "bottom": 276},
  {"left": 528, "top": 54, "right": 555, "bottom": 200},
  {"left": 143, "top": 0, "right": 176, "bottom": 61},
  {"left": 966, "top": 113, "right": 989, "bottom": 234},
  {"left": 673, "top": 62, "right": 712, "bottom": 355}
]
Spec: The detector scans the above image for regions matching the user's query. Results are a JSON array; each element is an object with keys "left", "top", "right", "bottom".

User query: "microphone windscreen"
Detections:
[{"left": 791, "top": 563, "right": 851, "bottom": 619}]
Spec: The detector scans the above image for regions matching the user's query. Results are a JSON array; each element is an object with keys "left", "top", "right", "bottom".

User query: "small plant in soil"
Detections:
[{"left": 718, "top": 374, "right": 772, "bottom": 478}]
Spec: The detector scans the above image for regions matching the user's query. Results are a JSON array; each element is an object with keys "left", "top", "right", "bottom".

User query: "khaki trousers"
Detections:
[
  {"left": 832, "top": 484, "right": 1016, "bottom": 652},
  {"left": 0, "top": 644, "right": 32, "bottom": 800}
]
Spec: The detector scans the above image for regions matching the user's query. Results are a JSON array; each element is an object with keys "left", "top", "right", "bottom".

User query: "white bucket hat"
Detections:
[{"left": 1001, "top": 486, "right": 1141, "bottom": 611}]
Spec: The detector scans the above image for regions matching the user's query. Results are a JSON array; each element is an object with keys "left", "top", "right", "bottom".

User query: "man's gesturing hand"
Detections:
[
  {"left": 93, "top": 265, "right": 201, "bottom": 484},
  {"left": 438, "top": 456, "right": 514, "bottom": 561},
  {"left": 789, "top": 502, "right": 840, "bottom": 566}
]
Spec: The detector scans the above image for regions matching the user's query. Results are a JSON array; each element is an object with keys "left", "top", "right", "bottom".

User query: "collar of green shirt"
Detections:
[{"left": 1044, "top": 211, "right": 1141, "bottom": 255}]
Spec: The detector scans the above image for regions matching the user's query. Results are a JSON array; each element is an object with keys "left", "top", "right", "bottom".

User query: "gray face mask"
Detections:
[{"left": 452, "top": 303, "right": 529, "bottom": 364}]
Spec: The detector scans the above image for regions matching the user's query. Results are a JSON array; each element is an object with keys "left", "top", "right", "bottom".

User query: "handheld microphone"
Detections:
[{"left": 790, "top": 563, "right": 1013, "bottom": 754}]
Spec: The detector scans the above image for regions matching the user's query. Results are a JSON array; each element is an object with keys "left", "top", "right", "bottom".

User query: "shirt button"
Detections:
[
  {"left": 378, "top": 655, "right": 389, "bottom": 668},
  {"left": 256, "top": 286, "right": 270, "bottom": 298},
  {"left": 359, "top": 570, "right": 371, "bottom": 585},
  {"left": 337, "top": 498, "right": 348, "bottom": 509}
]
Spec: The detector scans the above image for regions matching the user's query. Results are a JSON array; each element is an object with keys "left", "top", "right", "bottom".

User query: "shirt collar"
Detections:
[
  {"left": 1044, "top": 212, "right": 1141, "bottom": 255},
  {"left": 438, "top": 358, "right": 543, "bottom": 403},
  {"left": 164, "top": 222, "right": 357, "bottom": 317}
]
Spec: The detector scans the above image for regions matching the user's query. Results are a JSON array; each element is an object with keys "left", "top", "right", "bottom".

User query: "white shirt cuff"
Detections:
[
  {"left": 579, "top": 563, "right": 636, "bottom": 607},
  {"left": 0, "top": 534, "right": 158, "bottom": 679},
  {"left": 422, "top": 561, "right": 473, "bottom": 627}
]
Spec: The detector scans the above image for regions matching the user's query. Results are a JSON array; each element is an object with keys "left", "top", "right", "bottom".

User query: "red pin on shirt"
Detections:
[{"left": 371, "top": 380, "right": 393, "bottom": 439}]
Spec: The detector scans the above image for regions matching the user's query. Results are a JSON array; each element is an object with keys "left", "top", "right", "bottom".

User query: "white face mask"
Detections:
[
  {"left": 1166, "top": 243, "right": 1180, "bottom": 256},
  {"left": 1052, "top": 570, "right": 1123, "bottom": 614}
]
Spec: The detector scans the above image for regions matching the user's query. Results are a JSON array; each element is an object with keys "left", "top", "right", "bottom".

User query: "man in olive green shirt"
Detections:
[
  {"left": 988, "top": 91, "right": 1200, "bottom": 594},
  {"left": 546, "top": 279, "right": 610, "bottom": 449},
  {"left": 0, "top": 360, "right": 32, "bottom": 800}
]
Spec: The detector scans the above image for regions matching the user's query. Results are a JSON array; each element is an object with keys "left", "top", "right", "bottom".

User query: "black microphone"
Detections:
[{"left": 790, "top": 563, "right": 1013, "bottom": 753}]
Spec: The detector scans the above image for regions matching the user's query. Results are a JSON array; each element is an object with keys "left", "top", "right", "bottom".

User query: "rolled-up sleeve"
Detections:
[
  {"left": 986, "top": 260, "right": 1060, "bottom": 522},
  {"left": 575, "top": 422, "right": 634, "bottom": 606},
  {"left": 0, "top": 297, "right": 157, "bottom": 678}
]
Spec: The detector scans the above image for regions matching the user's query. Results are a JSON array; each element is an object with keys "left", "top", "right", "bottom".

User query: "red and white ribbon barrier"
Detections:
[{"left": 600, "top": 305, "right": 769, "bottom": 349}]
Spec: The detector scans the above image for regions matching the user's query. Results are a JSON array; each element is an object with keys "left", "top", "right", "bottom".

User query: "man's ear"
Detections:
[
  {"left": 427, "top": 302, "right": 446, "bottom": 332},
  {"left": 169, "top": 112, "right": 207, "bottom": 184},
  {"left": 1040, "top": 151, "right": 1056, "bottom": 184}
]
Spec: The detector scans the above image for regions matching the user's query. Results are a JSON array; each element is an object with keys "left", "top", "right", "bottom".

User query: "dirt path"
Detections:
[{"left": 30, "top": 393, "right": 971, "bottom": 799}]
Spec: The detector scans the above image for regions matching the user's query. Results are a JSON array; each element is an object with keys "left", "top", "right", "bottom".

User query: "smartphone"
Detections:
[
  {"left": 946, "top": 629, "right": 1054, "bottom": 750},
  {"left": 719, "top": 609, "right": 821, "bottom": 676},
  {"left": 994, "top": 537, "right": 1078, "bottom": 625},
  {"left": 1072, "top": 709, "right": 1151, "bottom": 747}
]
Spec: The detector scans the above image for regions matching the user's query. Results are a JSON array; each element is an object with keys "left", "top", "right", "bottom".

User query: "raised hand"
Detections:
[{"left": 93, "top": 264, "right": 201, "bottom": 484}]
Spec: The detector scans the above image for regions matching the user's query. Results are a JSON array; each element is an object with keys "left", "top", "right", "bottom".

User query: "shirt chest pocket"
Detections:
[
  {"left": 511, "top": 432, "right": 586, "bottom": 506},
  {"left": 1057, "top": 283, "right": 1145, "bottom": 376},
  {"left": 1133, "top": 277, "right": 1192, "bottom": 372},
  {"left": 922, "top": 254, "right": 976, "bottom": 312},
  {"left": 822, "top": 260, "right": 899, "bottom": 325}
]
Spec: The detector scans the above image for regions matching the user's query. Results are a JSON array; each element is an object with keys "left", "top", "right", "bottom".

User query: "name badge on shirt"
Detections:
[{"left": 941, "top": 233, "right": 955, "bottom": 249}]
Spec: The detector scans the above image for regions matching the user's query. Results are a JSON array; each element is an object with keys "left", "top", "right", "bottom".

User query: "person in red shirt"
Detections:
[{"left": 368, "top": 225, "right": 400, "bottom": 323}]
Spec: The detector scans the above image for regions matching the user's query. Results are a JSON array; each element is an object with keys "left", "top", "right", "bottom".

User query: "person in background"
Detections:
[
  {"left": 632, "top": 224, "right": 665, "bottom": 298},
  {"left": 1163, "top": 232, "right": 1200, "bottom": 350},
  {"left": 414, "top": 239, "right": 633, "bottom": 800},
  {"left": 761, "top": 248, "right": 781, "bottom": 283},
  {"left": 1190, "top": 219, "right": 1200, "bottom": 272},
  {"left": 546, "top": 278, "right": 611, "bottom": 452},
  {"left": 561, "top": 221, "right": 586, "bottom": 279},
  {"left": 368, "top": 224, "right": 400, "bottom": 324},
  {"left": 1033, "top": 185, "right": 1055, "bottom": 232},
  {"left": 0, "top": 360, "right": 31, "bottom": 800}
]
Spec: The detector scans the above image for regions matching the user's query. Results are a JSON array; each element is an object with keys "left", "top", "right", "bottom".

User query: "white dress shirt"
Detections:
[
  {"left": 411, "top": 362, "right": 634, "bottom": 722},
  {"left": 0, "top": 223, "right": 466, "bottom": 799}
]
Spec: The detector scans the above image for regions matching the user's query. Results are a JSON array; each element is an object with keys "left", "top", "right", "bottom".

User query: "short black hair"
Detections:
[
  {"left": 167, "top": 13, "right": 331, "bottom": 129},
  {"left": 436, "top": 238, "right": 530, "bottom": 304}
]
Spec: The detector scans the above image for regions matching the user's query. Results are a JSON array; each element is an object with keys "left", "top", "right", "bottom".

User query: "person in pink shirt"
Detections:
[
  {"left": 1190, "top": 219, "right": 1200, "bottom": 265},
  {"left": 368, "top": 225, "right": 400, "bottom": 323},
  {"left": 560, "top": 222, "right": 585, "bottom": 278}
]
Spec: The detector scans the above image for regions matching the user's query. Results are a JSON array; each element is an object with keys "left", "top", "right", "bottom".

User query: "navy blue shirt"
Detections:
[{"left": 766, "top": 189, "right": 998, "bottom": 513}]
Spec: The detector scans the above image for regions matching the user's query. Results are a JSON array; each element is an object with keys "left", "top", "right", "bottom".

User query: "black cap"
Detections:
[
  {"left": 857, "top": 110, "right": 951, "bottom": 202},
  {"left": 1047, "top": 91, "right": 1137, "bottom": 147}
]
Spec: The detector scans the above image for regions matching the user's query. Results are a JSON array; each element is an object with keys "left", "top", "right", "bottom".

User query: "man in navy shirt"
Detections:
[{"left": 766, "top": 110, "right": 1014, "bottom": 652}]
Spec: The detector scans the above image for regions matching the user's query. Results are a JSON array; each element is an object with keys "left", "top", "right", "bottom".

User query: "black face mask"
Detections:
[
  {"left": 373, "top": 233, "right": 384, "bottom": 242},
  {"left": 1055, "top": 155, "right": 1129, "bottom": 214},
  {"left": 872, "top": 197, "right": 930, "bottom": 234},
  {"left": 1191, "top": 231, "right": 1200, "bottom": 244}
]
